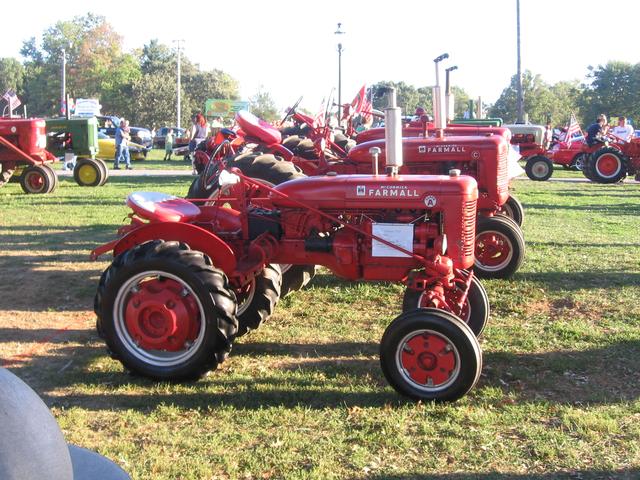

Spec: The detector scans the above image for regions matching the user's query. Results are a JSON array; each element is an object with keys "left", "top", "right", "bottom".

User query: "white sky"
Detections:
[{"left": 2, "top": 0, "right": 638, "bottom": 113}]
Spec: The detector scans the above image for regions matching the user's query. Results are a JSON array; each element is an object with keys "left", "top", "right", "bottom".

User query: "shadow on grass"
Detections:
[
  {"left": 524, "top": 202, "right": 640, "bottom": 215},
  {"left": 360, "top": 468, "right": 640, "bottom": 479},
  {"left": 514, "top": 270, "right": 640, "bottom": 290},
  {"left": 8, "top": 333, "right": 639, "bottom": 411}
]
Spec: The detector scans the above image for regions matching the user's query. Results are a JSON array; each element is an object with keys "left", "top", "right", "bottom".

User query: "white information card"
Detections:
[{"left": 371, "top": 223, "right": 414, "bottom": 258}]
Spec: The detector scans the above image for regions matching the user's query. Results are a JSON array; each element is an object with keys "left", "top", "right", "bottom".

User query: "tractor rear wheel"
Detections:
[
  {"left": 187, "top": 153, "right": 315, "bottom": 297},
  {"left": 94, "top": 240, "right": 238, "bottom": 380},
  {"left": 402, "top": 273, "right": 489, "bottom": 337},
  {"left": 380, "top": 308, "right": 482, "bottom": 402},
  {"left": 585, "top": 147, "right": 627, "bottom": 184},
  {"left": 0, "top": 164, "right": 14, "bottom": 187},
  {"left": 474, "top": 215, "right": 525, "bottom": 279},
  {"left": 235, "top": 264, "right": 282, "bottom": 337},
  {"left": 20, "top": 165, "right": 56, "bottom": 194},
  {"left": 525, "top": 155, "right": 554, "bottom": 181},
  {"left": 74, "top": 158, "right": 107, "bottom": 187},
  {"left": 497, "top": 195, "right": 524, "bottom": 227}
]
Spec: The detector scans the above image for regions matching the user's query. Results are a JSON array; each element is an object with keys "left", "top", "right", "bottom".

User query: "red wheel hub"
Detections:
[
  {"left": 401, "top": 332, "right": 456, "bottom": 387},
  {"left": 124, "top": 278, "right": 200, "bottom": 351},
  {"left": 596, "top": 154, "right": 620, "bottom": 177},
  {"left": 475, "top": 231, "right": 512, "bottom": 267},
  {"left": 27, "top": 172, "right": 44, "bottom": 190}
]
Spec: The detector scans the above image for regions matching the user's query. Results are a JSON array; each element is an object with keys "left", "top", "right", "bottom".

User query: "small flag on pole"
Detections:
[
  {"left": 565, "top": 112, "right": 582, "bottom": 146},
  {"left": 2, "top": 89, "right": 22, "bottom": 113},
  {"left": 350, "top": 84, "right": 373, "bottom": 122}
]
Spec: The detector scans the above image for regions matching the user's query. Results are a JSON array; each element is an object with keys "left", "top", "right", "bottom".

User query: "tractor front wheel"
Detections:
[
  {"left": 497, "top": 195, "right": 524, "bottom": 227},
  {"left": 402, "top": 273, "right": 489, "bottom": 337},
  {"left": 235, "top": 264, "right": 282, "bottom": 337},
  {"left": 584, "top": 147, "right": 627, "bottom": 184},
  {"left": 20, "top": 165, "right": 56, "bottom": 194},
  {"left": 474, "top": 215, "right": 525, "bottom": 279},
  {"left": 0, "top": 164, "right": 14, "bottom": 187},
  {"left": 380, "top": 308, "right": 482, "bottom": 402},
  {"left": 525, "top": 155, "right": 554, "bottom": 181},
  {"left": 94, "top": 240, "right": 238, "bottom": 380},
  {"left": 571, "top": 153, "right": 586, "bottom": 171},
  {"left": 74, "top": 158, "right": 107, "bottom": 187}
]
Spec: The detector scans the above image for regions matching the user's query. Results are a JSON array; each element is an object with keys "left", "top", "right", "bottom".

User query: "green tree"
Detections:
[
  {"left": 370, "top": 81, "right": 431, "bottom": 116},
  {"left": 490, "top": 70, "right": 582, "bottom": 125},
  {"left": 0, "top": 58, "right": 24, "bottom": 93},
  {"left": 20, "top": 13, "right": 141, "bottom": 116},
  {"left": 249, "top": 88, "right": 278, "bottom": 122},
  {"left": 579, "top": 61, "right": 640, "bottom": 125},
  {"left": 130, "top": 71, "right": 179, "bottom": 128}
]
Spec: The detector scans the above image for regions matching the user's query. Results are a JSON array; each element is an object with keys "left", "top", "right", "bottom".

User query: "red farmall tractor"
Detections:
[
  {"left": 0, "top": 117, "right": 59, "bottom": 194},
  {"left": 189, "top": 96, "right": 525, "bottom": 281},
  {"left": 91, "top": 92, "right": 487, "bottom": 402}
]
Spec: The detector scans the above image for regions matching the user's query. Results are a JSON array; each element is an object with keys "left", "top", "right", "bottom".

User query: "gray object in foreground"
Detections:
[{"left": 0, "top": 368, "right": 130, "bottom": 480}]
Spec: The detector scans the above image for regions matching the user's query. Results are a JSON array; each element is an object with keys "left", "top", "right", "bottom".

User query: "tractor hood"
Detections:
[
  {"left": 348, "top": 135, "right": 508, "bottom": 164},
  {"left": 270, "top": 174, "right": 478, "bottom": 210}
]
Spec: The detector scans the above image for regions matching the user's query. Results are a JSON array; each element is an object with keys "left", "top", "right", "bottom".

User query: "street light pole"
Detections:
[
  {"left": 173, "top": 39, "right": 184, "bottom": 129},
  {"left": 61, "top": 48, "right": 66, "bottom": 116},
  {"left": 516, "top": 0, "right": 524, "bottom": 123},
  {"left": 334, "top": 23, "right": 345, "bottom": 117}
]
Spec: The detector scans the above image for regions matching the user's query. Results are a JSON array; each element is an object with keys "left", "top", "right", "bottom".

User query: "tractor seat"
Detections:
[
  {"left": 235, "top": 110, "right": 282, "bottom": 145},
  {"left": 126, "top": 192, "right": 201, "bottom": 222}
]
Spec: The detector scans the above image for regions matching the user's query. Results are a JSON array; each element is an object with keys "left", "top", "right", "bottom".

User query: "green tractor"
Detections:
[{"left": 45, "top": 117, "right": 108, "bottom": 187}]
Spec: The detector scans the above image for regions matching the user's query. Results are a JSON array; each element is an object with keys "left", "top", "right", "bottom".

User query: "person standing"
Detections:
[
  {"left": 164, "top": 129, "right": 174, "bottom": 161},
  {"left": 121, "top": 120, "right": 132, "bottom": 170},
  {"left": 189, "top": 113, "right": 209, "bottom": 174},
  {"left": 113, "top": 119, "right": 125, "bottom": 170},
  {"left": 611, "top": 116, "right": 634, "bottom": 142}
]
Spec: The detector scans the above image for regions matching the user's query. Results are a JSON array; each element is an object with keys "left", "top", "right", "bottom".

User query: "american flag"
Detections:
[
  {"left": 565, "top": 112, "right": 582, "bottom": 146},
  {"left": 2, "top": 89, "right": 21, "bottom": 113},
  {"left": 350, "top": 84, "right": 373, "bottom": 122}
]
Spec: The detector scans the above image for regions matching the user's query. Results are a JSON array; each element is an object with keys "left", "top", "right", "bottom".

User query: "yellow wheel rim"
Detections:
[{"left": 79, "top": 164, "right": 98, "bottom": 184}]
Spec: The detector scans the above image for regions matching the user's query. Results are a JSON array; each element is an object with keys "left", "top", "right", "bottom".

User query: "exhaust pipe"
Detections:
[
  {"left": 445, "top": 65, "right": 458, "bottom": 123},
  {"left": 432, "top": 53, "right": 448, "bottom": 131},
  {"left": 383, "top": 87, "right": 402, "bottom": 175}
]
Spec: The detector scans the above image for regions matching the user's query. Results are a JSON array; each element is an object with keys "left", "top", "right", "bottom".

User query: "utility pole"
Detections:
[
  {"left": 516, "top": 0, "right": 524, "bottom": 123},
  {"left": 173, "top": 40, "right": 184, "bottom": 129},
  {"left": 61, "top": 48, "right": 66, "bottom": 116},
  {"left": 334, "top": 23, "right": 345, "bottom": 116}
]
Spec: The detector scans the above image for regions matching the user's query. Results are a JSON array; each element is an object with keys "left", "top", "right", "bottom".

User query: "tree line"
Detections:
[
  {"left": 0, "top": 14, "right": 636, "bottom": 130},
  {"left": 0, "top": 14, "right": 239, "bottom": 129}
]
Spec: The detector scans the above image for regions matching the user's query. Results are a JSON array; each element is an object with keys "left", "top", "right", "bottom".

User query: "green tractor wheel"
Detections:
[{"left": 74, "top": 158, "right": 107, "bottom": 187}]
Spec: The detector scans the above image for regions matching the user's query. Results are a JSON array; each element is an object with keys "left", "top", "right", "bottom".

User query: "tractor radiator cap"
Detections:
[{"left": 449, "top": 168, "right": 461, "bottom": 177}]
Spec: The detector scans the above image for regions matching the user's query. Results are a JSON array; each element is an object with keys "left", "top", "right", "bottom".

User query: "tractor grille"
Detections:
[
  {"left": 462, "top": 199, "right": 477, "bottom": 258},
  {"left": 496, "top": 147, "right": 509, "bottom": 195}
]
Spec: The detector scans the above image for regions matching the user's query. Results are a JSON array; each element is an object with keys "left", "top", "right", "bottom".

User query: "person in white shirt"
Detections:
[{"left": 611, "top": 116, "right": 634, "bottom": 141}]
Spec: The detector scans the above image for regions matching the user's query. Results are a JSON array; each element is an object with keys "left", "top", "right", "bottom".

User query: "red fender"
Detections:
[{"left": 113, "top": 222, "right": 237, "bottom": 276}]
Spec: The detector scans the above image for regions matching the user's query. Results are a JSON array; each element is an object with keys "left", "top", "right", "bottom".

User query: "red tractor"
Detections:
[
  {"left": 190, "top": 103, "right": 525, "bottom": 281},
  {"left": 582, "top": 133, "right": 640, "bottom": 183},
  {"left": 91, "top": 101, "right": 487, "bottom": 403},
  {"left": 0, "top": 118, "right": 59, "bottom": 194}
]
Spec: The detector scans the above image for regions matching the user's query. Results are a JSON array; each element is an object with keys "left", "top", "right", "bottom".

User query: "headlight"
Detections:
[{"left": 36, "top": 134, "right": 47, "bottom": 149}]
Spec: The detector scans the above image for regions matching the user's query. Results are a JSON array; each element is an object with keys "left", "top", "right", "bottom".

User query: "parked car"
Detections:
[
  {"left": 96, "top": 132, "right": 149, "bottom": 161},
  {"left": 153, "top": 126, "right": 186, "bottom": 148},
  {"left": 95, "top": 115, "right": 153, "bottom": 149}
]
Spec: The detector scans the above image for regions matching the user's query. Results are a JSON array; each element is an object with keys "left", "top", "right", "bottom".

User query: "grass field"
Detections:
[{"left": 0, "top": 173, "right": 639, "bottom": 479}]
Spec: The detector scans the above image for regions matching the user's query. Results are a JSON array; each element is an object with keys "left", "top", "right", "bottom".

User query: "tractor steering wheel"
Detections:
[
  {"left": 280, "top": 96, "right": 303, "bottom": 126},
  {"left": 200, "top": 140, "right": 233, "bottom": 194}
]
